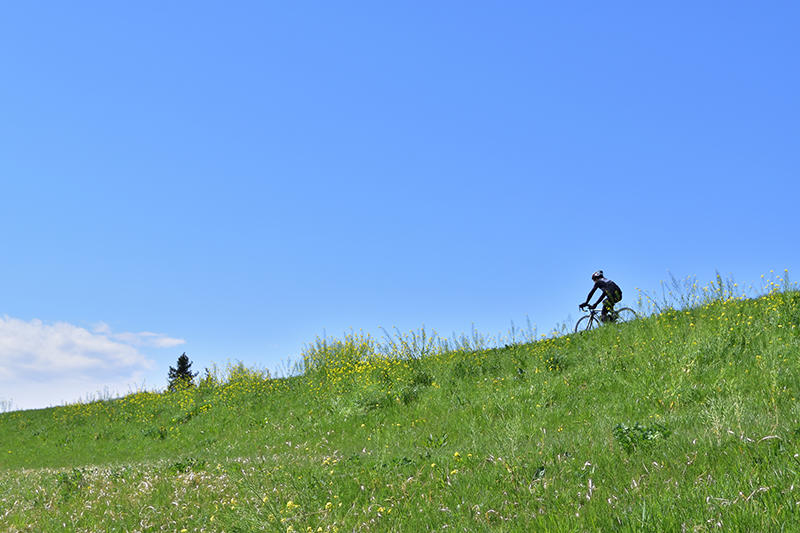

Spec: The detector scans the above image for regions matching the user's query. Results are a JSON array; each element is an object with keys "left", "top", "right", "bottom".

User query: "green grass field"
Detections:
[{"left": 2, "top": 275, "right": 800, "bottom": 532}]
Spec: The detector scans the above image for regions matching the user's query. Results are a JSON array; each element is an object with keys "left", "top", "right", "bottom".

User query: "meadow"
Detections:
[{"left": 1, "top": 273, "right": 799, "bottom": 532}]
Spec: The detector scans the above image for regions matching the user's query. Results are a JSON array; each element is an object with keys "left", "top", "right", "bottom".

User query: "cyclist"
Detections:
[{"left": 580, "top": 270, "right": 623, "bottom": 323}]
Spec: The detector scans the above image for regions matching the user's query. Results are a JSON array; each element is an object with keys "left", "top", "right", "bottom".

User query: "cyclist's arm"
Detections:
[
  {"left": 585, "top": 282, "right": 609, "bottom": 308},
  {"left": 591, "top": 291, "right": 607, "bottom": 307},
  {"left": 584, "top": 285, "right": 598, "bottom": 306}
]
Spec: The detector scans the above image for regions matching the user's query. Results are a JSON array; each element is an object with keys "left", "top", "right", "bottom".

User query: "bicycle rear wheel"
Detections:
[
  {"left": 574, "top": 314, "right": 599, "bottom": 333},
  {"left": 613, "top": 307, "right": 638, "bottom": 324}
]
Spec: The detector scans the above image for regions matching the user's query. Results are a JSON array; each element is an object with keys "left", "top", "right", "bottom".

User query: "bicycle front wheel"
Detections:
[
  {"left": 614, "top": 308, "right": 638, "bottom": 324},
  {"left": 574, "top": 314, "right": 599, "bottom": 333}
]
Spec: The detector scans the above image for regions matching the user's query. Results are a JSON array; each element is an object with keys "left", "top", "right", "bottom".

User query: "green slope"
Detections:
[{"left": 2, "top": 288, "right": 799, "bottom": 531}]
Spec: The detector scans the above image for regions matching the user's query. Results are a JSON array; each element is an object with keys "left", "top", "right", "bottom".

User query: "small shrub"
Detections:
[
  {"left": 412, "top": 370, "right": 433, "bottom": 387},
  {"left": 451, "top": 360, "right": 477, "bottom": 379},
  {"left": 170, "top": 457, "right": 207, "bottom": 474},
  {"left": 399, "top": 385, "right": 422, "bottom": 405},
  {"left": 143, "top": 426, "right": 169, "bottom": 440},
  {"left": 424, "top": 432, "right": 449, "bottom": 449},
  {"left": 56, "top": 468, "right": 87, "bottom": 500},
  {"left": 545, "top": 352, "right": 566, "bottom": 372},
  {"left": 354, "top": 388, "right": 393, "bottom": 413},
  {"left": 613, "top": 422, "right": 670, "bottom": 454}
]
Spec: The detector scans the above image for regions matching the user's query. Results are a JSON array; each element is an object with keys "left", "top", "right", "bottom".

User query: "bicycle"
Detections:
[{"left": 574, "top": 305, "right": 637, "bottom": 333}]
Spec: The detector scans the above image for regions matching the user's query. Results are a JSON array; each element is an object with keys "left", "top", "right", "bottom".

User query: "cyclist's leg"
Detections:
[
  {"left": 601, "top": 299, "right": 614, "bottom": 322},
  {"left": 604, "top": 290, "right": 621, "bottom": 321}
]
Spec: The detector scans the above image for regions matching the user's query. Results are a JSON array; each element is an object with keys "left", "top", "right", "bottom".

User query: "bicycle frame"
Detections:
[
  {"left": 580, "top": 307, "right": 614, "bottom": 320},
  {"left": 575, "top": 305, "right": 636, "bottom": 333}
]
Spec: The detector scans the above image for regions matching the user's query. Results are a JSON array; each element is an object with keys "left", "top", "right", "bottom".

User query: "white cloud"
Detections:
[
  {"left": 0, "top": 317, "right": 184, "bottom": 410},
  {"left": 92, "top": 322, "right": 186, "bottom": 348}
]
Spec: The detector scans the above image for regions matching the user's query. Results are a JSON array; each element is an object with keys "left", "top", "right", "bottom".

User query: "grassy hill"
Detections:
[{"left": 2, "top": 279, "right": 800, "bottom": 531}]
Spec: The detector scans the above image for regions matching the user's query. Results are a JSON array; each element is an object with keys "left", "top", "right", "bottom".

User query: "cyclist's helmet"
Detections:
[{"left": 591, "top": 270, "right": 604, "bottom": 281}]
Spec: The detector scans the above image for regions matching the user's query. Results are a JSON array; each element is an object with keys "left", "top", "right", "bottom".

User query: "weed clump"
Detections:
[{"left": 613, "top": 422, "right": 670, "bottom": 454}]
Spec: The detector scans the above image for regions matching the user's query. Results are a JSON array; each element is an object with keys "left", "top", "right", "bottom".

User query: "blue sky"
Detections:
[{"left": 1, "top": 2, "right": 798, "bottom": 410}]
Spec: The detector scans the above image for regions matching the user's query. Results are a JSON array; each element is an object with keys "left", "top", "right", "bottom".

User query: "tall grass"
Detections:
[
  {"left": 1, "top": 271, "right": 799, "bottom": 532},
  {"left": 0, "top": 398, "right": 14, "bottom": 414}
]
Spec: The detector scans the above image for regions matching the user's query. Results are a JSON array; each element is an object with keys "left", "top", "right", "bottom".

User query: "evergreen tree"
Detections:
[{"left": 168, "top": 352, "right": 198, "bottom": 390}]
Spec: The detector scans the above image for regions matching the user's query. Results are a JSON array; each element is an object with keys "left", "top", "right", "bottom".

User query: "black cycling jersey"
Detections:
[{"left": 587, "top": 277, "right": 622, "bottom": 304}]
